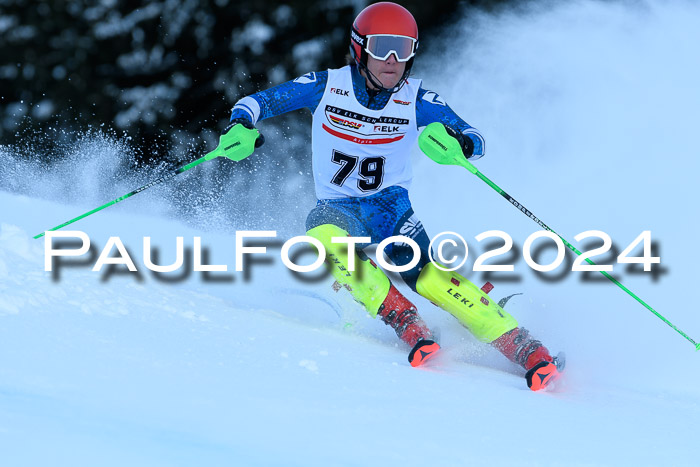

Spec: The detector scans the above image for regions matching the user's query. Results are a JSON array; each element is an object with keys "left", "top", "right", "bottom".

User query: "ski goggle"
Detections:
[{"left": 364, "top": 34, "right": 417, "bottom": 62}]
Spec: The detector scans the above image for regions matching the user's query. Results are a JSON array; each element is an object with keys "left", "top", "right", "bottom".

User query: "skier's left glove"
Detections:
[
  {"left": 208, "top": 118, "right": 265, "bottom": 162},
  {"left": 444, "top": 125, "right": 475, "bottom": 160}
]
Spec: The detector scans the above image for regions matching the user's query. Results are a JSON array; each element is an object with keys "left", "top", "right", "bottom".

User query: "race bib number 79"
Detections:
[{"left": 330, "top": 150, "right": 386, "bottom": 192}]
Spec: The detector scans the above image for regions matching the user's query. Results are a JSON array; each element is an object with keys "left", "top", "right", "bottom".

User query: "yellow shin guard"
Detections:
[
  {"left": 416, "top": 263, "right": 518, "bottom": 343},
  {"left": 306, "top": 224, "right": 390, "bottom": 317}
]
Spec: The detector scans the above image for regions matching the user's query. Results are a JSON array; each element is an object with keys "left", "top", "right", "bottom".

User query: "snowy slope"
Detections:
[
  {"left": 2, "top": 1, "right": 700, "bottom": 466},
  {"left": 2, "top": 194, "right": 698, "bottom": 466}
]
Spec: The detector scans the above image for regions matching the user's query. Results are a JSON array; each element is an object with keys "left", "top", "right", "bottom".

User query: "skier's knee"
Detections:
[
  {"left": 306, "top": 223, "right": 349, "bottom": 246},
  {"left": 307, "top": 223, "right": 390, "bottom": 317}
]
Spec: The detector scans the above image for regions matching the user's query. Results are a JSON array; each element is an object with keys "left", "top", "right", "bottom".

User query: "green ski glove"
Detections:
[{"left": 205, "top": 118, "right": 265, "bottom": 161}]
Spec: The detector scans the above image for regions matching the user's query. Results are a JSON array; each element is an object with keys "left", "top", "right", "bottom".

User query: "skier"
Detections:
[{"left": 222, "top": 2, "right": 563, "bottom": 390}]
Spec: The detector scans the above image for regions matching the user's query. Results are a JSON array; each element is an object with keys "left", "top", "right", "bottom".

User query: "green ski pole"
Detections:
[
  {"left": 418, "top": 122, "right": 699, "bottom": 351},
  {"left": 34, "top": 123, "right": 261, "bottom": 239}
]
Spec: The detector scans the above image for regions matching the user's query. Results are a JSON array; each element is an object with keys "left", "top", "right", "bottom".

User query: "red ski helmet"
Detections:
[{"left": 349, "top": 2, "right": 419, "bottom": 92}]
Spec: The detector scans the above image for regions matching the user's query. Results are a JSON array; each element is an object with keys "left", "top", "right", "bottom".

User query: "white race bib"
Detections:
[{"left": 311, "top": 66, "right": 421, "bottom": 199}]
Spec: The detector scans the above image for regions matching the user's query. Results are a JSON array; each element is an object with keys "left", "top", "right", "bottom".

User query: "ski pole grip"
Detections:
[{"left": 419, "top": 122, "right": 476, "bottom": 173}]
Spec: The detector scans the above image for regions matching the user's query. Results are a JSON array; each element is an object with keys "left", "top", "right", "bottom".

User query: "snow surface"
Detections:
[{"left": 2, "top": 1, "right": 700, "bottom": 465}]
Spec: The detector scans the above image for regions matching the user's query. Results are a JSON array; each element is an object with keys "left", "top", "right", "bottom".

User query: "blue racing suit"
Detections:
[{"left": 230, "top": 65, "right": 485, "bottom": 291}]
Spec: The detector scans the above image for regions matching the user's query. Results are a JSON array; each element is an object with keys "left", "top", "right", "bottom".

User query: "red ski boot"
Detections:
[
  {"left": 492, "top": 327, "right": 564, "bottom": 391},
  {"left": 378, "top": 284, "right": 440, "bottom": 367}
]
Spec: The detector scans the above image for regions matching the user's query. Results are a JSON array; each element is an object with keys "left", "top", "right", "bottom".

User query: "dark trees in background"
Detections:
[{"left": 0, "top": 0, "right": 508, "bottom": 162}]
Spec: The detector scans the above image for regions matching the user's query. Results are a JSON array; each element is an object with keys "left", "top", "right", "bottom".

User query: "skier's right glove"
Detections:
[
  {"left": 209, "top": 118, "right": 265, "bottom": 162},
  {"left": 225, "top": 118, "right": 265, "bottom": 149},
  {"left": 444, "top": 125, "right": 475, "bottom": 160}
]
